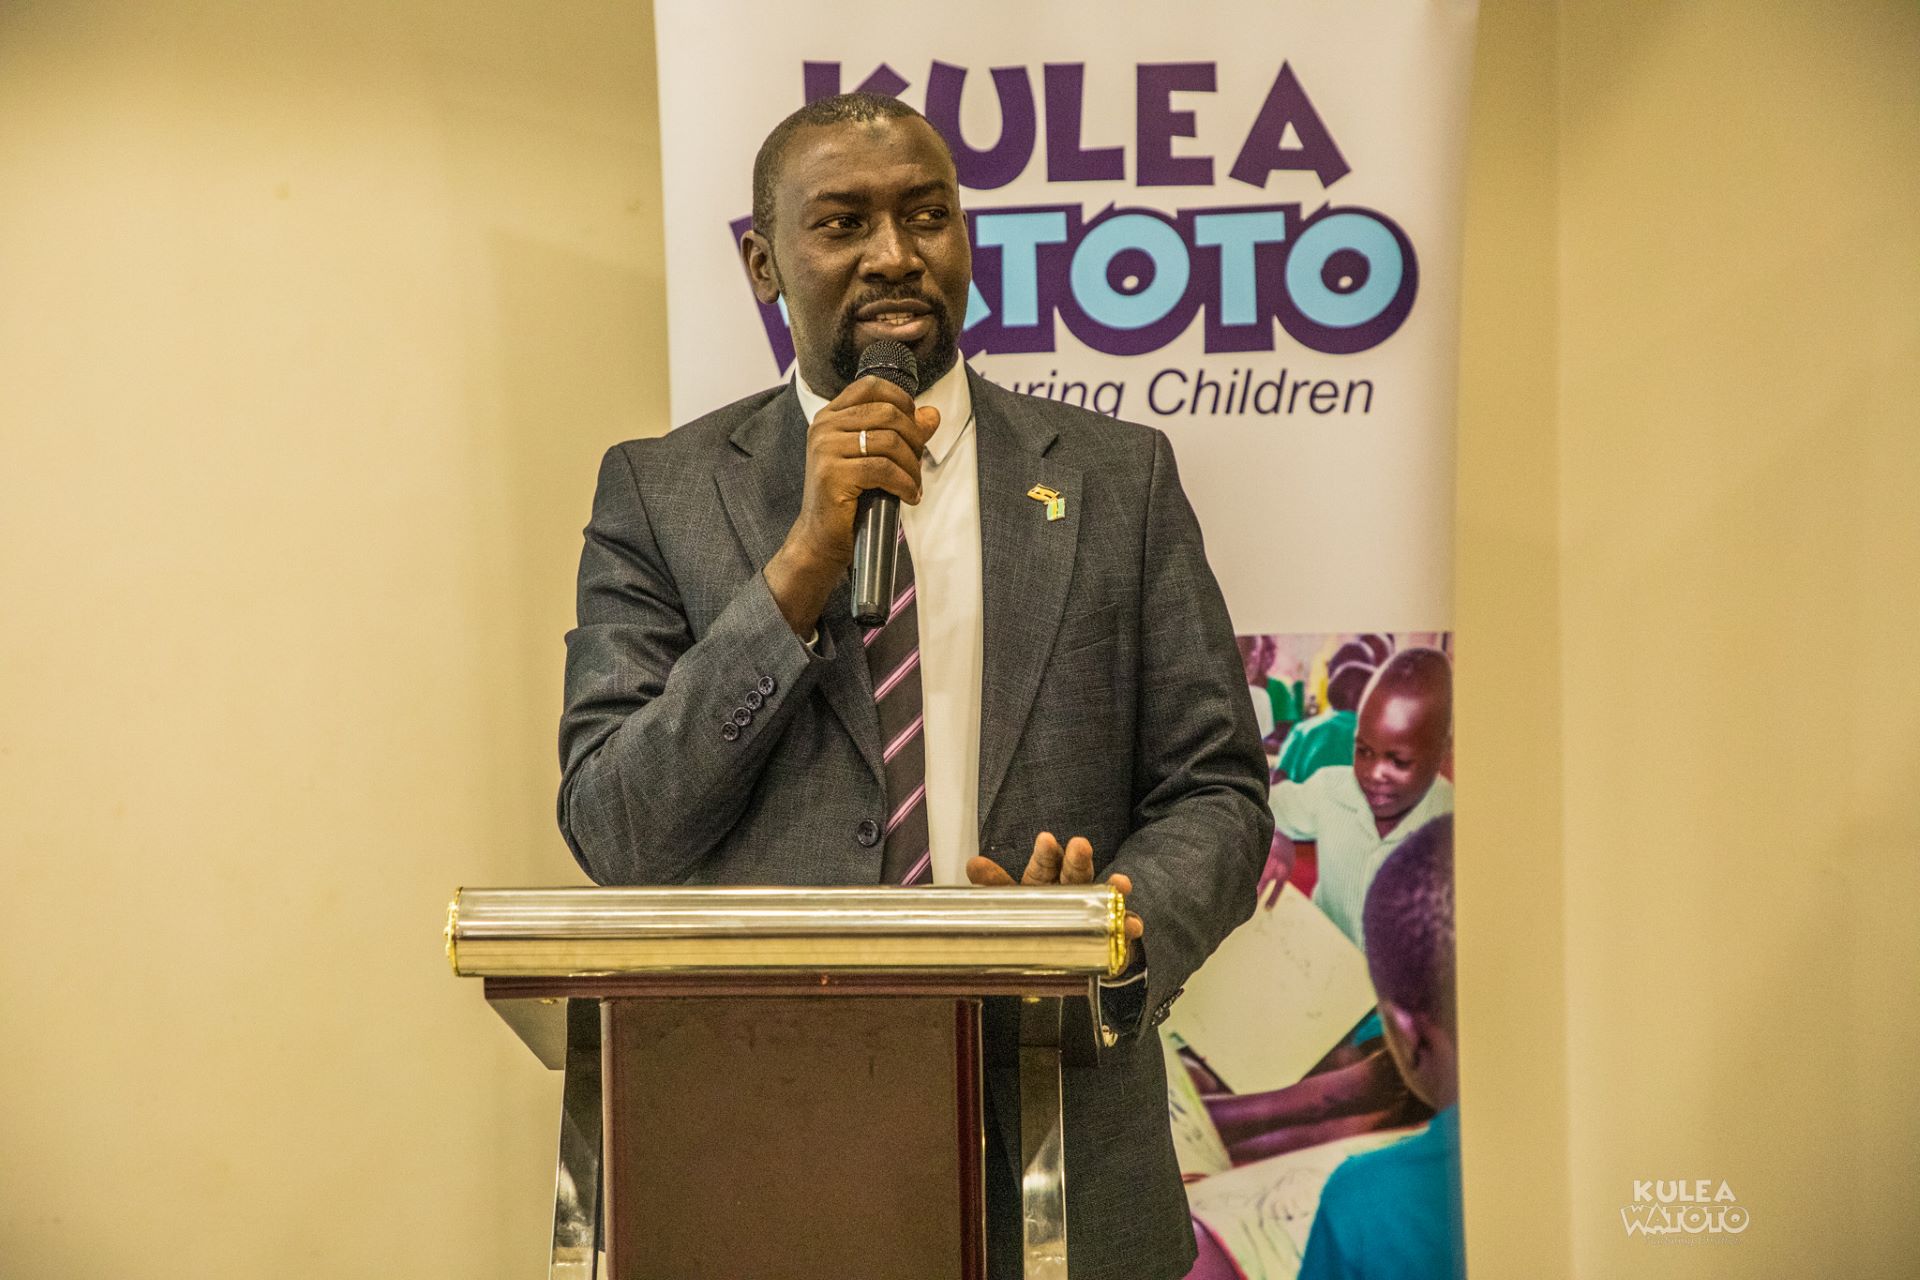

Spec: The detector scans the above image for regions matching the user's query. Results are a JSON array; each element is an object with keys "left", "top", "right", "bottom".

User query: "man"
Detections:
[
  {"left": 558, "top": 92, "right": 1270, "bottom": 1278},
  {"left": 1269, "top": 647, "right": 1453, "bottom": 949},
  {"left": 1300, "top": 814, "right": 1466, "bottom": 1280}
]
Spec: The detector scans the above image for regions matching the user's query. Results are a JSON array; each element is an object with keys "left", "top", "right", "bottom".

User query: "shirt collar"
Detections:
[{"left": 792, "top": 358, "right": 975, "bottom": 467}]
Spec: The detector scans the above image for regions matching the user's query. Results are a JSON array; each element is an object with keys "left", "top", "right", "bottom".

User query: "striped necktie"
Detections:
[{"left": 864, "top": 529, "right": 930, "bottom": 885}]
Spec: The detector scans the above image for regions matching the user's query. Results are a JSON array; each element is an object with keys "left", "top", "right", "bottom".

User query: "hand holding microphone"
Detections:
[{"left": 764, "top": 341, "right": 937, "bottom": 638}]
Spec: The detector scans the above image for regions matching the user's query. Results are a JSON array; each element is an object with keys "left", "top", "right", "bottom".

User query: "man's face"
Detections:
[
  {"left": 1351, "top": 686, "right": 1448, "bottom": 822},
  {"left": 744, "top": 116, "right": 971, "bottom": 396}
]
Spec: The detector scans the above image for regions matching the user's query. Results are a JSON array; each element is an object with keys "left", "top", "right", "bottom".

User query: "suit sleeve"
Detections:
[
  {"left": 1104, "top": 429, "right": 1274, "bottom": 1036},
  {"left": 557, "top": 442, "right": 834, "bottom": 884}
]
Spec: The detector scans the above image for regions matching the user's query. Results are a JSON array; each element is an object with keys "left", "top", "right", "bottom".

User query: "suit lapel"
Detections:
[
  {"left": 715, "top": 387, "right": 885, "bottom": 787},
  {"left": 972, "top": 371, "right": 1082, "bottom": 830},
  {"left": 714, "top": 389, "right": 805, "bottom": 573}
]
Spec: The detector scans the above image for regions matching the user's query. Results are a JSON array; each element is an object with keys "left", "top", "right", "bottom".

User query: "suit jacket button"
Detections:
[
  {"left": 719, "top": 721, "right": 740, "bottom": 742},
  {"left": 855, "top": 819, "right": 880, "bottom": 847},
  {"left": 758, "top": 675, "right": 777, "bottom": 696},
  {"left": 744, "top": 689, "right": 764, "bottom": 710},
  {"left": 731, "top": 707, "right": 752, "bottom": 727}
]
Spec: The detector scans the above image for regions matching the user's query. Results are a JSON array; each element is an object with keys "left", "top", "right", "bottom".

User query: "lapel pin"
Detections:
[{"left": 1027, "top": 484, "right": 1066, "bottom": 523}]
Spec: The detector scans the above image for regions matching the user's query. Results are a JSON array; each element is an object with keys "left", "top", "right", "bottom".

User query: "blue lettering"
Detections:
[
  {"left": 1192, "top": 210, "right": 1288, "bottom": 327},
  {"left": 1070, "top": 213, "right": 1190, "bottom": 331},
  {"left": 1285, "top": 211, "right": 1405, "bottom": 330},
  {"left": 975, "top": 210, "right": 1070, "bottom": 327}
]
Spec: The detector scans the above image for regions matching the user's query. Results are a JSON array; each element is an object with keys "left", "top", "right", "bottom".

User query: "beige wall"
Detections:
[
  {"left": 3, "top": 2, "right": 1916, "bottom": 1277},
  {"left": 1554, "top": 3, "right": 1920, "bottom": 1275},
  {"left": 1457, "top": 0, "right": 1920, "bottom": 1276},
  {"left": 0, "top": 3, "right": 668, "bottom": 1275},
  {"left": 1454, "top": 0, "right": 1572, "bottom": 1270}
]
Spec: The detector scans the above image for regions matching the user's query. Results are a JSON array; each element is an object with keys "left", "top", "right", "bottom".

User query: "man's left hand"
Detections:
[{"left": 966, "top": 832, "right": 1145, "bottom": 961}]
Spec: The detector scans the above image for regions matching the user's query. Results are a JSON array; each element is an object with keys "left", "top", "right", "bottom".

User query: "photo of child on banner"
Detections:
[{"left": 1169, "top": 633, "right": 1460, "bottom": 1280}]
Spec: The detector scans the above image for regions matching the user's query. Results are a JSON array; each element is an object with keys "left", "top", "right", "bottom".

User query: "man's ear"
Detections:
[{"left": 740, "top": 229, "right": 781, "bottom": 306}]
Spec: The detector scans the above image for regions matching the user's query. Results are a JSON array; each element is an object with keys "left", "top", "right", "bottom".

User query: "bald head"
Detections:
[
  {"left": 1361, "top": 647, "right": 1452, "bottom": 742},
  {"left": 750, "top": 92, "right": 948, "bottom": 237},
  {"left": 1352, "top": 647, "right": 1452, "bottom": 825}
]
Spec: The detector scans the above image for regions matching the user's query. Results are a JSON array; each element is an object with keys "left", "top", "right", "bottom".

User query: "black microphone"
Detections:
[{"left": 849, "top": 340, "right": 919, "bottom": 625}]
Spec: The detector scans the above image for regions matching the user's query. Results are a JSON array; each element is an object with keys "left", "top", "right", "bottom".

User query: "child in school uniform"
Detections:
[
  {"left": 1299, "top": 814, "right": 1466, "bottom": 1280},
  {"left": 1269, "top": 647, "right": 1453, "bottom": 951},
  {"left": 1275, "top": 636, "right": 1386, "bottom": 781}
]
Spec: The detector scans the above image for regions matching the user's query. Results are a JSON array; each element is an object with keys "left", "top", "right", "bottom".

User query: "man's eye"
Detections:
[
  {"left": 820, "top": 215, "right": 860, "bottom": 231},
  {"left": 911, "top": 207, "right": 949, "bottom": 223}
]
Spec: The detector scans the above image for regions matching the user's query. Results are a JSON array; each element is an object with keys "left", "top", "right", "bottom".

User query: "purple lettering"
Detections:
[
  {"left": 1043, "top": 64, "right": 1124, "bottom": 182},
  {"left": 1136, "top": 63, "right": 1215, "bottom": 187},
  {"left": 802, "top": 61, "right": 910, "bottom": 104},
  {"left": 924, "top": 62, "right": 1036, "bottom": 190},
  {"left": 1229, "top": 62, "right": 1350, "bottom": 189}
]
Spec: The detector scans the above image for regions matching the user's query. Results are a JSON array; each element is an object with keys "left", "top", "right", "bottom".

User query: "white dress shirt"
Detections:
[{"left": 794, "top": 361, "right": 983, "bottom": 887}]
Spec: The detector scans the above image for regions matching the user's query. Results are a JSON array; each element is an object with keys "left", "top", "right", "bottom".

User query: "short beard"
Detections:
[{"left": 827, "top": 298, "right": 961, "bottom": 392}]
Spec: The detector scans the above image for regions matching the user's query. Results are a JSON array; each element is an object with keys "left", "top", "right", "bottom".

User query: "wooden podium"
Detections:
[{"left": 446, "top": 886, "right": 1125, "bottom": 1280}]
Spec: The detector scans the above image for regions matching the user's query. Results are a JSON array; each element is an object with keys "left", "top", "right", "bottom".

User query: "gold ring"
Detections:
[{"left": 859, "top": 429, "right": 868, "bottom": 456}]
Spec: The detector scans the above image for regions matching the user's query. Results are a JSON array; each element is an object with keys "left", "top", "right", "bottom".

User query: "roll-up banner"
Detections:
[{"left": 655, "top": 3, "right": 1476, "bottom": 1273}]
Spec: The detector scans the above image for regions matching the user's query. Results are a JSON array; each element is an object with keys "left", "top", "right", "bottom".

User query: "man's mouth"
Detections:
[{"left": 853, "top": 299, "right": 935, "bottom": 342}]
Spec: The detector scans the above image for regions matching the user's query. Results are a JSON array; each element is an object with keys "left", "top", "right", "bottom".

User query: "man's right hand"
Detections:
[{"left": 764, "top": 376, "right": 938, "bottom": 637}]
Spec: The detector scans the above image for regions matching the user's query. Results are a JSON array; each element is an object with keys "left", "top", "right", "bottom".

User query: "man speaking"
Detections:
[{"left": 558, "top": 92, "right": 1271, "bottom": 1279}]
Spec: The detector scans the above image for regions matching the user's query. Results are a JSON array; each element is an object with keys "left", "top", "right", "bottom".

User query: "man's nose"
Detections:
[{"left": 861, "top": 216, "right": 923, "bottom": 279}]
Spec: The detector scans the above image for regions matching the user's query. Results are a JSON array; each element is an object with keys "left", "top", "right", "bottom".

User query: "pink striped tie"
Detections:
[{"left": 863, "top": 531, "right": 930, "bottom": 885}]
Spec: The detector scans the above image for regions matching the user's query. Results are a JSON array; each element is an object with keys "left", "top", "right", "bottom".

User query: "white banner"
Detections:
[
  {"left": 654, "top": 6, "right": 1477, "bottom": 1275},
  {"left": 655, "top": 0, "right": 1476, "bottom": 635}
]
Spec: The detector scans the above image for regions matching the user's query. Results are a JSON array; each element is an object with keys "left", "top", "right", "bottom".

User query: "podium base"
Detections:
[{"left": 591, "top": 996, "right": 985, "bottom": 1280}]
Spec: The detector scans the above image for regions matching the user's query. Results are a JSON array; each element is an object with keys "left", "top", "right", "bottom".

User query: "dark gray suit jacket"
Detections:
[{"left": 559, "top": 370, "right": 1271, "bottom": 1279}]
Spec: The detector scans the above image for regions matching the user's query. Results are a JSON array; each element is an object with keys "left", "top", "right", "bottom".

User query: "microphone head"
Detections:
[{"left": 855, "top": 340, "right": 919, "bottom": 397}]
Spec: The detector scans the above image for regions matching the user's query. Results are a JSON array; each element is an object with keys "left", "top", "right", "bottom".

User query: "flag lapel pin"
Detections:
[{"left": 1026, "top": 484, "right": 1066, "bottom": 521}]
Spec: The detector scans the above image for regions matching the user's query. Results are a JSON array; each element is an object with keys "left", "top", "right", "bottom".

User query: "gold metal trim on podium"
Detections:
[
  {"left": 444, "top": 888, "right": 461, "bottom": 973},
  {"left": 447, "top": 885, "right": 1125, "bottom": 979}
]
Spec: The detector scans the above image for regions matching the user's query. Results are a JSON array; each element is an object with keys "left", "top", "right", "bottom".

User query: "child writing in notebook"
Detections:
[{"left": 1300, "top": 814, "right": 1466, "bottom": 1280}]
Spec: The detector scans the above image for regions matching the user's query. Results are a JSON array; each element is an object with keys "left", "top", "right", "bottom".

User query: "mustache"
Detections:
[
  {"left": 839, "top": 286, "right": 941, "bottom": 321},
  {"left": 827, "top": 285, "right": 961, "bottom": 390}
]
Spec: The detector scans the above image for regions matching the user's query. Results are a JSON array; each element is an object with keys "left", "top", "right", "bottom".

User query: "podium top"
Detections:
[{"left": 446, "top": 885, "right": 1127, "bottom": 980}]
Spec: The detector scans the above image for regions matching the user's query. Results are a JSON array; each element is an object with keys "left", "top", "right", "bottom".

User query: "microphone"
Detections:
[{"left": 849, "top": 340, "right": 919, "bottom": 625}]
